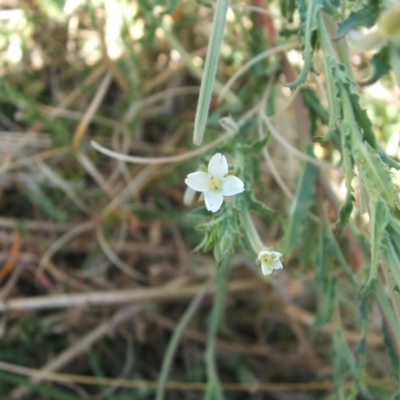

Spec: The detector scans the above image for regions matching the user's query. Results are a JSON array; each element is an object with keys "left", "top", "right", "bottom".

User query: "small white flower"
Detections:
[
  {"left": 185, "top": 153, "right": 245, "bottom": 212},
  {"left": 256, "top": 249, "right": 283, "bottom": 275}
]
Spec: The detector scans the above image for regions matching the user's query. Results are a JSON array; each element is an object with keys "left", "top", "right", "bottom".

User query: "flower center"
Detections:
[
  {"left": 261, "top": 254, "right": 274, "bottom": 264},
  {"left": 208, "top": 177, "right": 223, "bottom": 192}
]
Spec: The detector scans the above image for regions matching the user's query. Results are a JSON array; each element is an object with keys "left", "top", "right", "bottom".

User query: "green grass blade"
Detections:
[
  {"left": 192, "top": 0, "right": 230, "bottom": 145},
  {"left": 156, "top": 283, "right": 209, "bottom": 400}
]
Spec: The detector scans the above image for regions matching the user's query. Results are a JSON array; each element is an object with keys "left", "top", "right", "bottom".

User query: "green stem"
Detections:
[
  {"left": 339, "top": 85, "right": 363, "bottom": 147},
  {"left": 156, "top": 283, "right": 209, "bottom": 400},
  {"left": 322, "top": 13, "right": 355, "bottom": 81},
  {"left": 234, "top": 150, "right": 264, "bottom": 254},
  {"left": 205, "top": 259, "right": 230, "bottom": 400},
  {"left": 241, "top": 206, "right": 264, "bottom": 254},
  {"left": 317, "top": 12, "right": 337, "bottom": 60}
]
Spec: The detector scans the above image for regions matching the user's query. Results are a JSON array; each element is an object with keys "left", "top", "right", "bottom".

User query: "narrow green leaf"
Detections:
[
  {"left": 286, "top": 0, "right": 323, "bottom": 87},
  {"left": 385, "top": 223, "right": 400, "bottom": 290},
  {"left": 314, "top": 273, "right": 336, "bottom": 328},
  {"left": 337, "top": 70, "right": 400, "bottom": 170},
  {"left": 336, "top": 122, "right": 355, "bottom": 232},
  {"left": 376, "top": 284, "right": 400, "bottom": 368},
  {"left": 326, "top": 226, "right": 356, "bottom": 282},
  {"left": 361, "top": 200, "right": 388, "bottom": 297},
  {"left": 360, "top": 46, "right": 391, "bottom": 87},
  {"left": 332, "top": 324, "right": 347, "bottom": 398},
  {"left": 351, "top": 99, "right": 400, "bottom": 170},
  {"left": 218, "top": 231, "right": 233, "bottom": 256},
  {"left": 194, "top": 223, "right": 221, "bottom": 253},
  {"left": 332, "top": 322, "right": 358, "bottom": 397},
  {"left": 193, "top": 0, "right": 230, "bottom": 145},
  {"left": 383, "top": 317, "right": 400, "bottom": 373},
  {"left": 238, "top": 136, "right": 268, "bottom": 155},
  {"left": 214, "top": 221, "right": 235, "bottom": 261},
  {"left": 321, "top": 54, "right": 342, "bottom": 140},
  {"left": 322, "top": 0, "right": 339, "bottom": 15},
  {"left": 280, "top": 145, "right": 318, "bottom": 253},
  {"left": 336, "top": 192, "right": 354, "bottom": 233},
  {"left": 326, "top": 58, "right": 399, "bottom": 170},
  {"left": 354, "top": 143, "right": 398, "bottom": 209},
  {"left": 315, "top": 224, "right": 327, "bottom": 285},
  {"left": 245, "top": 189, "right": 273, "bottom": 215},
  {"left": 301, "top": 87, "right": 329, "bottom": 126}
]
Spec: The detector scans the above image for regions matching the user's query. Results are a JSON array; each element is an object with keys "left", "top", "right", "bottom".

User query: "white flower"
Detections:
[
  {"left": 256, "top": 249, "right": 283, "bottom": 275},
  {"left": 185, "top": 153, "right": 245, "bottom": 212}
]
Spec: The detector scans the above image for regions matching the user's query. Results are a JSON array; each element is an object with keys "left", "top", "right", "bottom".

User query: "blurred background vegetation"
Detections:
[{"left": 0, "top": 0, "right": 399, "bottom": 399}]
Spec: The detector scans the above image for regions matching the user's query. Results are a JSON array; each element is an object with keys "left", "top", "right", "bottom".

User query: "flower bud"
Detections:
[
  {"left": 377, "top": 3, "right": 400, "bottom": 39},
  {"left": 346, "top": 28, "right": 385, "bottom": 52},
  {"left": 219, "top": 116, "right": 239, "bottom": 134}
]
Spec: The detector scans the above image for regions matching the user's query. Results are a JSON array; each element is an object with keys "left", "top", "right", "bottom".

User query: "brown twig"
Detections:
[
  {"left": 0, "top": 280, "right": 262, "bottom": 312},
  {"left": 0, "top": 233, "right": 21, "bottom": 282}
]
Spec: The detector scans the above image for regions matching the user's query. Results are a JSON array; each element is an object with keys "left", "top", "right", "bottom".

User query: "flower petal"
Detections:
[
  {"left": 185, "top": 172, "right": 210, "bottom": 192},
  {"left": 257, "top": 250, "right": 270, "bottom": 260},
  {"left": 208, "top": 153, "right": 228, "bottom": 177},
  {"left": 257, "top": 250, "right": 282, "bottom": 261},
  {"left": 204, "top": 191, "right": 224, "bottom": 212},
  {"left": 221, "top": 175, "right": 244, "bottom": 196},
  {"left": 261, "top": 262, "right": 273, "bottom": 275},
  {"left": 183, "top": 187, "right": 196, "bottom": 206},
  {"left": 271, "top": 260, "right": 283, "bottom": 270}
]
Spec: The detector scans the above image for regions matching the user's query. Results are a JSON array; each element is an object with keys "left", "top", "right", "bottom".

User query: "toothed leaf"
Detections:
[
  {"left": 335, "top": 1, "right": 380, "bottom": 39},
  {"left": 361, "top": 200, "right": 388, "bottom": 297},
  {"left": 287, "top": 0, "right": 323, "bottom": 87},
  {"left": 360, "top": 46, "right": 391, "bottom": 87},
  {"left": 354, "top": 143, "right": 398, "bottom": 208}
]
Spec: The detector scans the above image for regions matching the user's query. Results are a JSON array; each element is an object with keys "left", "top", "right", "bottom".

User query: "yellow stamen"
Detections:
[{"left": 208, "top": 177, "right": 223, "bottom": 192}]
